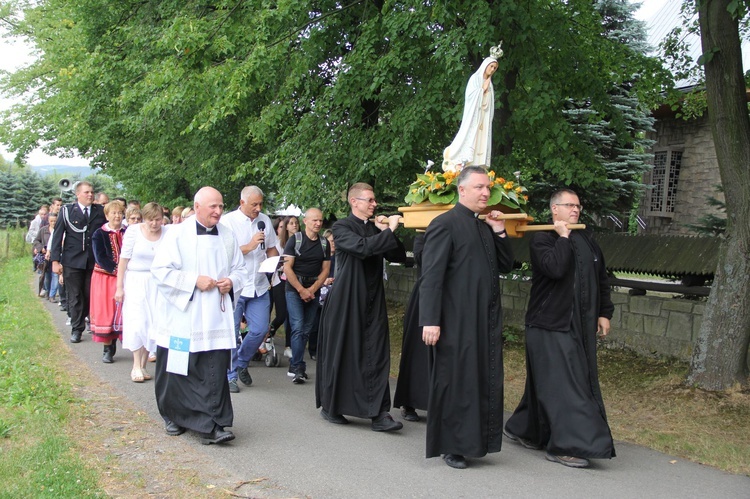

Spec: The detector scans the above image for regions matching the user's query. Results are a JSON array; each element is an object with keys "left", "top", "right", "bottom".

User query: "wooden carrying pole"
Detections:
[{"left": 516, "top": 224, "right": 586, "bottom": 232}]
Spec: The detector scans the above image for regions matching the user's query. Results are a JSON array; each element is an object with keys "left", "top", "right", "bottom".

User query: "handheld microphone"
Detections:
[{"left": 258, "top": 221, "right": 266, "bottom": 250}]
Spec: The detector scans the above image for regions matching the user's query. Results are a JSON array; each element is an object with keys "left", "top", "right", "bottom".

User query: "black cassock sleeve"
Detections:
[
  {"left": 333, "top": 221, "right": 406, "bottom": 263},
  {"left": 419, "top": 220, "right": 452, "bottom": 327}
]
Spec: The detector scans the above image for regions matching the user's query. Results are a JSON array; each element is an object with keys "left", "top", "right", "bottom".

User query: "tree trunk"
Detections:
[
  {"left": 688, "top": 0, "right": 750, "bottom": 389},
  {"left": 496, "top": 65, "right": 518, "bottom": 158}
]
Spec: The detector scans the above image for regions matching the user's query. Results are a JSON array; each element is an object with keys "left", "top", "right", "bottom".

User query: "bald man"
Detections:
[
  {"left": 282, "top": 208, "right": 331, "bottom": 384},
  {"left": 150, "top": 186, "right": 249, "bottom": 444}
]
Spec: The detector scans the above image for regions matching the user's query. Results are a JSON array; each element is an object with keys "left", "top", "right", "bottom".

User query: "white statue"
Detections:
[{"left": 443, "top": 43, "right": 504, "bottom": 173}]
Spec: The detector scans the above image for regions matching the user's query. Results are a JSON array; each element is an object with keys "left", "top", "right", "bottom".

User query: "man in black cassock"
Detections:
[
  {"left": 316, "top": 182, "right": 407, "bottom": 432},
  {"left": 504, "top": 188, "right": 615, "bottom": 468},
  {"left": 393, "top": 234, "right": 427, "bottom": 422},
  {"left": 420, "top": 166, "right": 514, "bottom": 469}
]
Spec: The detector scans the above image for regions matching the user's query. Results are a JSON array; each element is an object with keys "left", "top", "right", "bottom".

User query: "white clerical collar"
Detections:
[{"left": 351, "top": 213, "right": 369, "bottom": 224}]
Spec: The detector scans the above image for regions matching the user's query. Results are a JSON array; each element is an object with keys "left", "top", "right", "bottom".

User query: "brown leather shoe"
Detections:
[{"left": 546, "top": 453, "right": 590, "bottom": 468}]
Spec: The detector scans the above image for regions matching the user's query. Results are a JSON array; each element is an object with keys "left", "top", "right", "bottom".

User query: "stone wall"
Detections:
[
  {"left": 641, "top": 113, "right": 725, "bottom": 236},
  {"left": 384, "top": 266, "right": 703, "bottom": 361}
]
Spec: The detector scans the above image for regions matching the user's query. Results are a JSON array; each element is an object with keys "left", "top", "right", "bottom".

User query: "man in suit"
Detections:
[{"left": 50, "top": 181, "right": 107, "bottom": 343}]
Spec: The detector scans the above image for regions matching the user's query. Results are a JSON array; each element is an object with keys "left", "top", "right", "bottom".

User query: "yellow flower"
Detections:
[
  {"left": 523, "top": 195, "right": 529, "bottom": 201},
  {"left": 488, "top": 170, "right": 496, "bottom": 179},
  {"left": 446, "top": 178, "right": 453, "bottom": 185},
  {"left": 515, "top": 186, "right": 523, "bottom": 194},
  {"left": 504, "top": 181, "right": 514, "bottom": 190},
  {"left": 411, "top": 189, "right": 417, "bottom": 193},
  {"left": 434, "top": 183, "right": 443, "bottom": 189},
  {"left": 497, "top": 177, "right": 506, "bottom": 184},
  {"left": 489, "top": 181, "right": 495, "bottom": 188}
]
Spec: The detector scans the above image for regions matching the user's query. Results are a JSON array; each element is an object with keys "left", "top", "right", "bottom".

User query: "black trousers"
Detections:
[
  {"left": 154, "top": 346, "right": 233, "bottom": 433},
  {"left": 269, "top": 282, "right": 289, "bottom": 344},
  {"left": 63, "top": 266, "right": 93, "bottom": 333}
]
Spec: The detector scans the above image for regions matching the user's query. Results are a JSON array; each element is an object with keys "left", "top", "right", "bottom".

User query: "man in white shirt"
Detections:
[{"left": 221, "top": 185, "right": 279, "bottom": 392}]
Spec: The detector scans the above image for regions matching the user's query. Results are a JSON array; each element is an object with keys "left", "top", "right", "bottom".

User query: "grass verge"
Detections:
[
  {"left": 0, "top": 258, "right": 102, "bottom": 497},
  {"left": 388, "top": 301, "right": 750, "bottom": 476},
  {"left": 1, "top": 256, "right": 262, "bottom": 497}
]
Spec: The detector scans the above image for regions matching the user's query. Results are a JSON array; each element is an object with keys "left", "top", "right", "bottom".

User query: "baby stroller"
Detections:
[
  {"left": 241, "top": 316, "right": 280, "bottom": 367},
  {"left": 259, "top": 332, "right": 280, "bottom": 367}
]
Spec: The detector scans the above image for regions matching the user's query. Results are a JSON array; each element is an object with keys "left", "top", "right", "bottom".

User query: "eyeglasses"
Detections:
[
  {"left": 555, "top": 203, "right": 583, "bottom": 211},
  {"left": 354, "top": 197, "right": 377, "bottom": 204}
]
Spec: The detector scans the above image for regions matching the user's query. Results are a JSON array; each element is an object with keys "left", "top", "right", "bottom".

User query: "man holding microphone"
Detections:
[{"left": 221, "top": 186, "right": 279, "bottom": 393}]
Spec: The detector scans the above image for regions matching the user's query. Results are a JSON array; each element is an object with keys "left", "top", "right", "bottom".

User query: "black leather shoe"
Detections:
[
  {"left": 443, "top": 454, "right": 468, "bottom": 469},
  {"left": 503, "top": 428, "right": 542, "bottom": 450},
  {"left": 321, "top": 409, "right": 349, "bottom": 425},
  {"left": 165, "top": 420, "right": 185, "bottom": 436},
  {"left": 70, "top": 331, "right": 82, "bottom": 343},
  {"left": 545, "top": 453, "right": 590, "bottom": 468},
  {"left": 238, "top": 367, "right": 253, "bottom": 386},
  {"left": 401, "top": 407, "right": 420, "bottom": 422},
  {"left": 102, "top": 344, "right": 114, "bottom": 364},
  {"left": 371, "top": 412, "right": 403, "bottom": 432},
  {"left": 199, "top": 426, "right": 235, "bottom": 445}
]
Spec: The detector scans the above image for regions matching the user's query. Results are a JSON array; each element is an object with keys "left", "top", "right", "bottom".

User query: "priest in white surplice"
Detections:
[{"left": 151, "top": 187, "right": 249, "bottom": 445}]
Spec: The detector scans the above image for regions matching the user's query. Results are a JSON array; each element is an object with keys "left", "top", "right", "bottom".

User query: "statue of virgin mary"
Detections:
[{"left": 443, "top": 43, "right": 504, "bottom": 172}]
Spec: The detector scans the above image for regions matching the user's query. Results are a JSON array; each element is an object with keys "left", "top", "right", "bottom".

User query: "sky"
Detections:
[{"left": 0, "top": 0, "right": 723, "bottom": 168}]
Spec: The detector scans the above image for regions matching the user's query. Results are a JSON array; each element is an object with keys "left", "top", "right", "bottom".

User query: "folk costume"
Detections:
[
  {"left": 420, "top": 203, "right": 514, "bottom": 459},
  {"left": 150, "top": 220, "right": 248, "bottom": 434},
  {"left": 315, "top": 214, "right": 406, "bottom": 419},
  {"left": 90, "top": 224, "right": 126, "bottom": 343},
  {"left": 505, "top": 229, "right": 616, "bottom": 460}
]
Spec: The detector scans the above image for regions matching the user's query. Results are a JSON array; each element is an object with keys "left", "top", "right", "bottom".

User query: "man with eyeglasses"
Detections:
[
  {"left": 316, "top": 182, "right": 407, "bottom": 432},
  {"left": 504, "top": 188, "right": 615, "bottom": 468}
]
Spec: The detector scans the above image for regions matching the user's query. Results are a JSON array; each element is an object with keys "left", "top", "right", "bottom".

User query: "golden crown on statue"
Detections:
[{"left": 490, "top": 42, "right": 504, "bottom": 60}]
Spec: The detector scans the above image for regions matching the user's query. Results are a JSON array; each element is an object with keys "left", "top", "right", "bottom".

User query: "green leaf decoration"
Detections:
[{"left": 429, "top": 191, "right": 455, "bottom": 205}]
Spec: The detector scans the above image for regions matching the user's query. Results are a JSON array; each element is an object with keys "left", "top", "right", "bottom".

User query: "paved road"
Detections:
[{"left": 45, "top": 299, "right": 749, "bottom": 498}]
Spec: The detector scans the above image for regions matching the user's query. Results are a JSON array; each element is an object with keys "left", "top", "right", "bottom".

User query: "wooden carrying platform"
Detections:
[{"left": 398, "top": 203, "right": 584, "bottom": 236}]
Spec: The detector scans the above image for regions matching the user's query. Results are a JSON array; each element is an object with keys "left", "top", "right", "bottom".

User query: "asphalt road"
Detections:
[{"left": 45, "top": 299, "right": 750, "bottom": 498}]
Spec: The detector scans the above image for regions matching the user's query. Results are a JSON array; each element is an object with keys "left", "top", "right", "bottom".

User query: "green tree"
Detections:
[
  {"left": 538, "top": 0, "right": 656, "bottom": 220},
  {"left": 685, "top": 0, "right": 750, "bottom": 389},
  {"left": 0, "top": 171, "right": 27, "bottom": 228},
  {"left": 1, "top": 0, "right": 665, "bottom": 217},
  {"left": 17, "top": 171, "right": 46, "bottom": 220}
]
